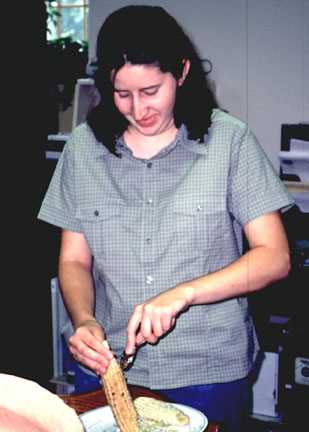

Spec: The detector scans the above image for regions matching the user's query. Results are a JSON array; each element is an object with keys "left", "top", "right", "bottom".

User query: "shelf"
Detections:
[
  {"left": 284, "top": 181, "right": 309, "bottom": 193},
  {"left": 284, "top": 182, "right": 309, "bottom": 212}
]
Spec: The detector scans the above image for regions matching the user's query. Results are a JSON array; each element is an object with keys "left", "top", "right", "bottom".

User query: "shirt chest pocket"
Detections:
[
  {"left": 170, "top": 195, "right": 228, "bottom": 254},
  {"left": 76, "top": 205, "right": 123, "bottom": 257}
]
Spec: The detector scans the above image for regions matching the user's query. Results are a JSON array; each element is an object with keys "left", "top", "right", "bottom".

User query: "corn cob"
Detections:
[
  {"left": 134, "top": 397, "right": 190, "bottom": 427},
  {"left": 101, "top": 341, "right": 139, "bottom": 432}
]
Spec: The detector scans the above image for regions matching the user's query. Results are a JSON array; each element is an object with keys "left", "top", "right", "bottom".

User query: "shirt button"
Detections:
[
  {"left": 147, "top": 162, "right": 152, "bottom": 168},
  {"left": 146, "top": 238, "right": 152, "bottom": 244},
  {"left": 147, "top": 198, "right": 153, "bottom": 205},
  {"left": 146, "top": 275, "right": 154, "bottom": 285},
  {"left": 196, "top": 204, "right": 203, "bottom": 212},
  {"left": 94, "top": 210, "right": 99, "bottom": 216}
]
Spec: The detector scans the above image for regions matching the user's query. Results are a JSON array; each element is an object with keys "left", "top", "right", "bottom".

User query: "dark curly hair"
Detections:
[{"left": 87, "top": 5, "right": 218, "bottom": 156}]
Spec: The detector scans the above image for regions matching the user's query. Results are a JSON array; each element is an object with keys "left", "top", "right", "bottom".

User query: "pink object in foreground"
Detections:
[{"left": 0, "top": 374, "right": 83, "bottom": 432}]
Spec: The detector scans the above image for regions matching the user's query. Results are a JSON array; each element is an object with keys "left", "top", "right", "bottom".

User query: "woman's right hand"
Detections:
[{"left": 68, "top": 319, "right": 114, "bottom": 375}]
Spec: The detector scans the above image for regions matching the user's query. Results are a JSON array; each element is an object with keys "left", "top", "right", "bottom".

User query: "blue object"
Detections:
[{"left": 157, "top": 377, "right": 249, "bottom": 432}]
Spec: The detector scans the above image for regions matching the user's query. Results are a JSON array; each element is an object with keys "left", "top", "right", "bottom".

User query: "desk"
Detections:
[{"left": 60, "top": 386, "right": 220, "bottom": 432}]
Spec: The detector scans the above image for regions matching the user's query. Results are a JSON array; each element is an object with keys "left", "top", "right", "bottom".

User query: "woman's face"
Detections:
[{"left": 112, "top": 63, "right": 178, "bottom": 137}]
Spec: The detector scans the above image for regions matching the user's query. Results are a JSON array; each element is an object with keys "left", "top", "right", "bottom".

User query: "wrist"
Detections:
[
  {"left": 75, "top": 317, "right": 97, "bottom": 329},
  {"left": 180, "top": 283, "right": 195, "bottom": 306}
]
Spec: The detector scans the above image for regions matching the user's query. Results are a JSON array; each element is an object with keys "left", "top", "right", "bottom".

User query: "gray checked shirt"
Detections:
[{"left": 38, "top": 109, "right": 294, "bottom": 389}]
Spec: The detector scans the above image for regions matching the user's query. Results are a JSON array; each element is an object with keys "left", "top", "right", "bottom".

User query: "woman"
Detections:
[{"left": 38, "top": 5, "right": 294, "bottom": 431}]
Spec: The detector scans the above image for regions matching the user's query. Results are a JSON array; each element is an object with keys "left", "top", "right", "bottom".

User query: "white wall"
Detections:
[{"left": 88, "top": 0, "right": 309, "bottom": 170}]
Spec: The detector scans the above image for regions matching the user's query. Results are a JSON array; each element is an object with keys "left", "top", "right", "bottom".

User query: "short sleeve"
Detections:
[
  {"left": 227, "top": 125, "right": 295, "bottom": 227},
  {"left": 37, "top": 135, "right": 83, "bottom": 232}
]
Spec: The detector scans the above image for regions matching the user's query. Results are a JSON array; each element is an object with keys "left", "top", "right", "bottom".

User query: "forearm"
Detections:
[
  {"left": 58, "top": 260, "right": 96, "bottom": 328},
  {"left": 181, "top": 245, "right": 291, "bottom": 306}
]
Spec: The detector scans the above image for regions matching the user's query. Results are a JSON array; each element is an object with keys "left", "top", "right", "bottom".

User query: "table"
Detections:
[{"left": 60, "top": 386, "right": 220, "bottom": 432}]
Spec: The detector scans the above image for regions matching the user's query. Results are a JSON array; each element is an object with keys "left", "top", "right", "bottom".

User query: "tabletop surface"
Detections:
[{"left": 60, "top": 386, "right": 220, "bottom": 432}]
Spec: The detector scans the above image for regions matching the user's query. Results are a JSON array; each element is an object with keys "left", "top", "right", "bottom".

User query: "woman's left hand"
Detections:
[{"left": 125, "top": 284, "right": 193, "bottom": 355}]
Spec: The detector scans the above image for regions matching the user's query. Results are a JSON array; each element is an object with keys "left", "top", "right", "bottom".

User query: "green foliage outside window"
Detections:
[{"left": 45, "top": 1, "right": 89, "bottom": 132}]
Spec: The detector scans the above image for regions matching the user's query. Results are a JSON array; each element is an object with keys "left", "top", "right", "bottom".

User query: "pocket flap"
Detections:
[
  {"left": 172, "top": 194, "right": 226, "bottom": 216},
  {"left": 172, "top": 200, "right": 206, "bottom": 216},
  {"left": 76, "top": 205, "right": 122, "bottom": 221}
]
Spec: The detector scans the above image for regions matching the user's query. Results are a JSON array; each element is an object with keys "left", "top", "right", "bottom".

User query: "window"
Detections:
[{"left": 46, "top": 0, "right": 89, "bottom": 42}]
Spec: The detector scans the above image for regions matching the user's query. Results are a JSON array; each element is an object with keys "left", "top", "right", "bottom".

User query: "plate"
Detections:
[{"left": 80, "top": 403, "right": 208, "bottom": 432}]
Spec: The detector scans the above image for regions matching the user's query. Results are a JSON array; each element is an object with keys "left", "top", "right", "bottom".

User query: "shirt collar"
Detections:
[
  {"left": 97, "top": 109, "right": 218, "bottom": 160},
  {"left": 115, "top": 128, "right": 182, "bottom": 161},
  {"left": 178, "top": 124, "right": 210, "bottom": 155},
  {"left": 179, "top": 109, "right": 220, "bottom": 155}
]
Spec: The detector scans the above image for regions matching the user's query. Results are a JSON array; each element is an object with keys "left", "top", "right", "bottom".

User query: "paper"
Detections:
[
  {"left": 251, "top": 352, "right": 279, "bottom": 417},
  {"left": 290, "top": 138, "right": 309, "bottom": 152}
]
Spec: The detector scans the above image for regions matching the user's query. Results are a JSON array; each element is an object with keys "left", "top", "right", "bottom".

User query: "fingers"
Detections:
[
  {"left": 140, "top": 305, "right": 164, "bottom": 343},
  {"left": 126, "top": 302, "right": 178, "bottom": 353},
  {"left": 69, "top": 323, "right": 113, "bottom": 375},
  {"left": 126, "top": 305, "right": 143, "bottom": 355},
  {"left": 161, "top": 312, "right": 176, "bottom": 332}
]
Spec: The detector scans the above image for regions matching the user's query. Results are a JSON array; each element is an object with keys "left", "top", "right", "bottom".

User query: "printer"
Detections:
[{"left": 279, "top": 123, "right": 309, "bottom": 212}]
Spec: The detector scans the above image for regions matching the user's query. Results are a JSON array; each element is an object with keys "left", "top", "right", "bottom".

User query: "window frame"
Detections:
[{"left": 49, "top": 1, "right": 89, "bottom": 42}]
